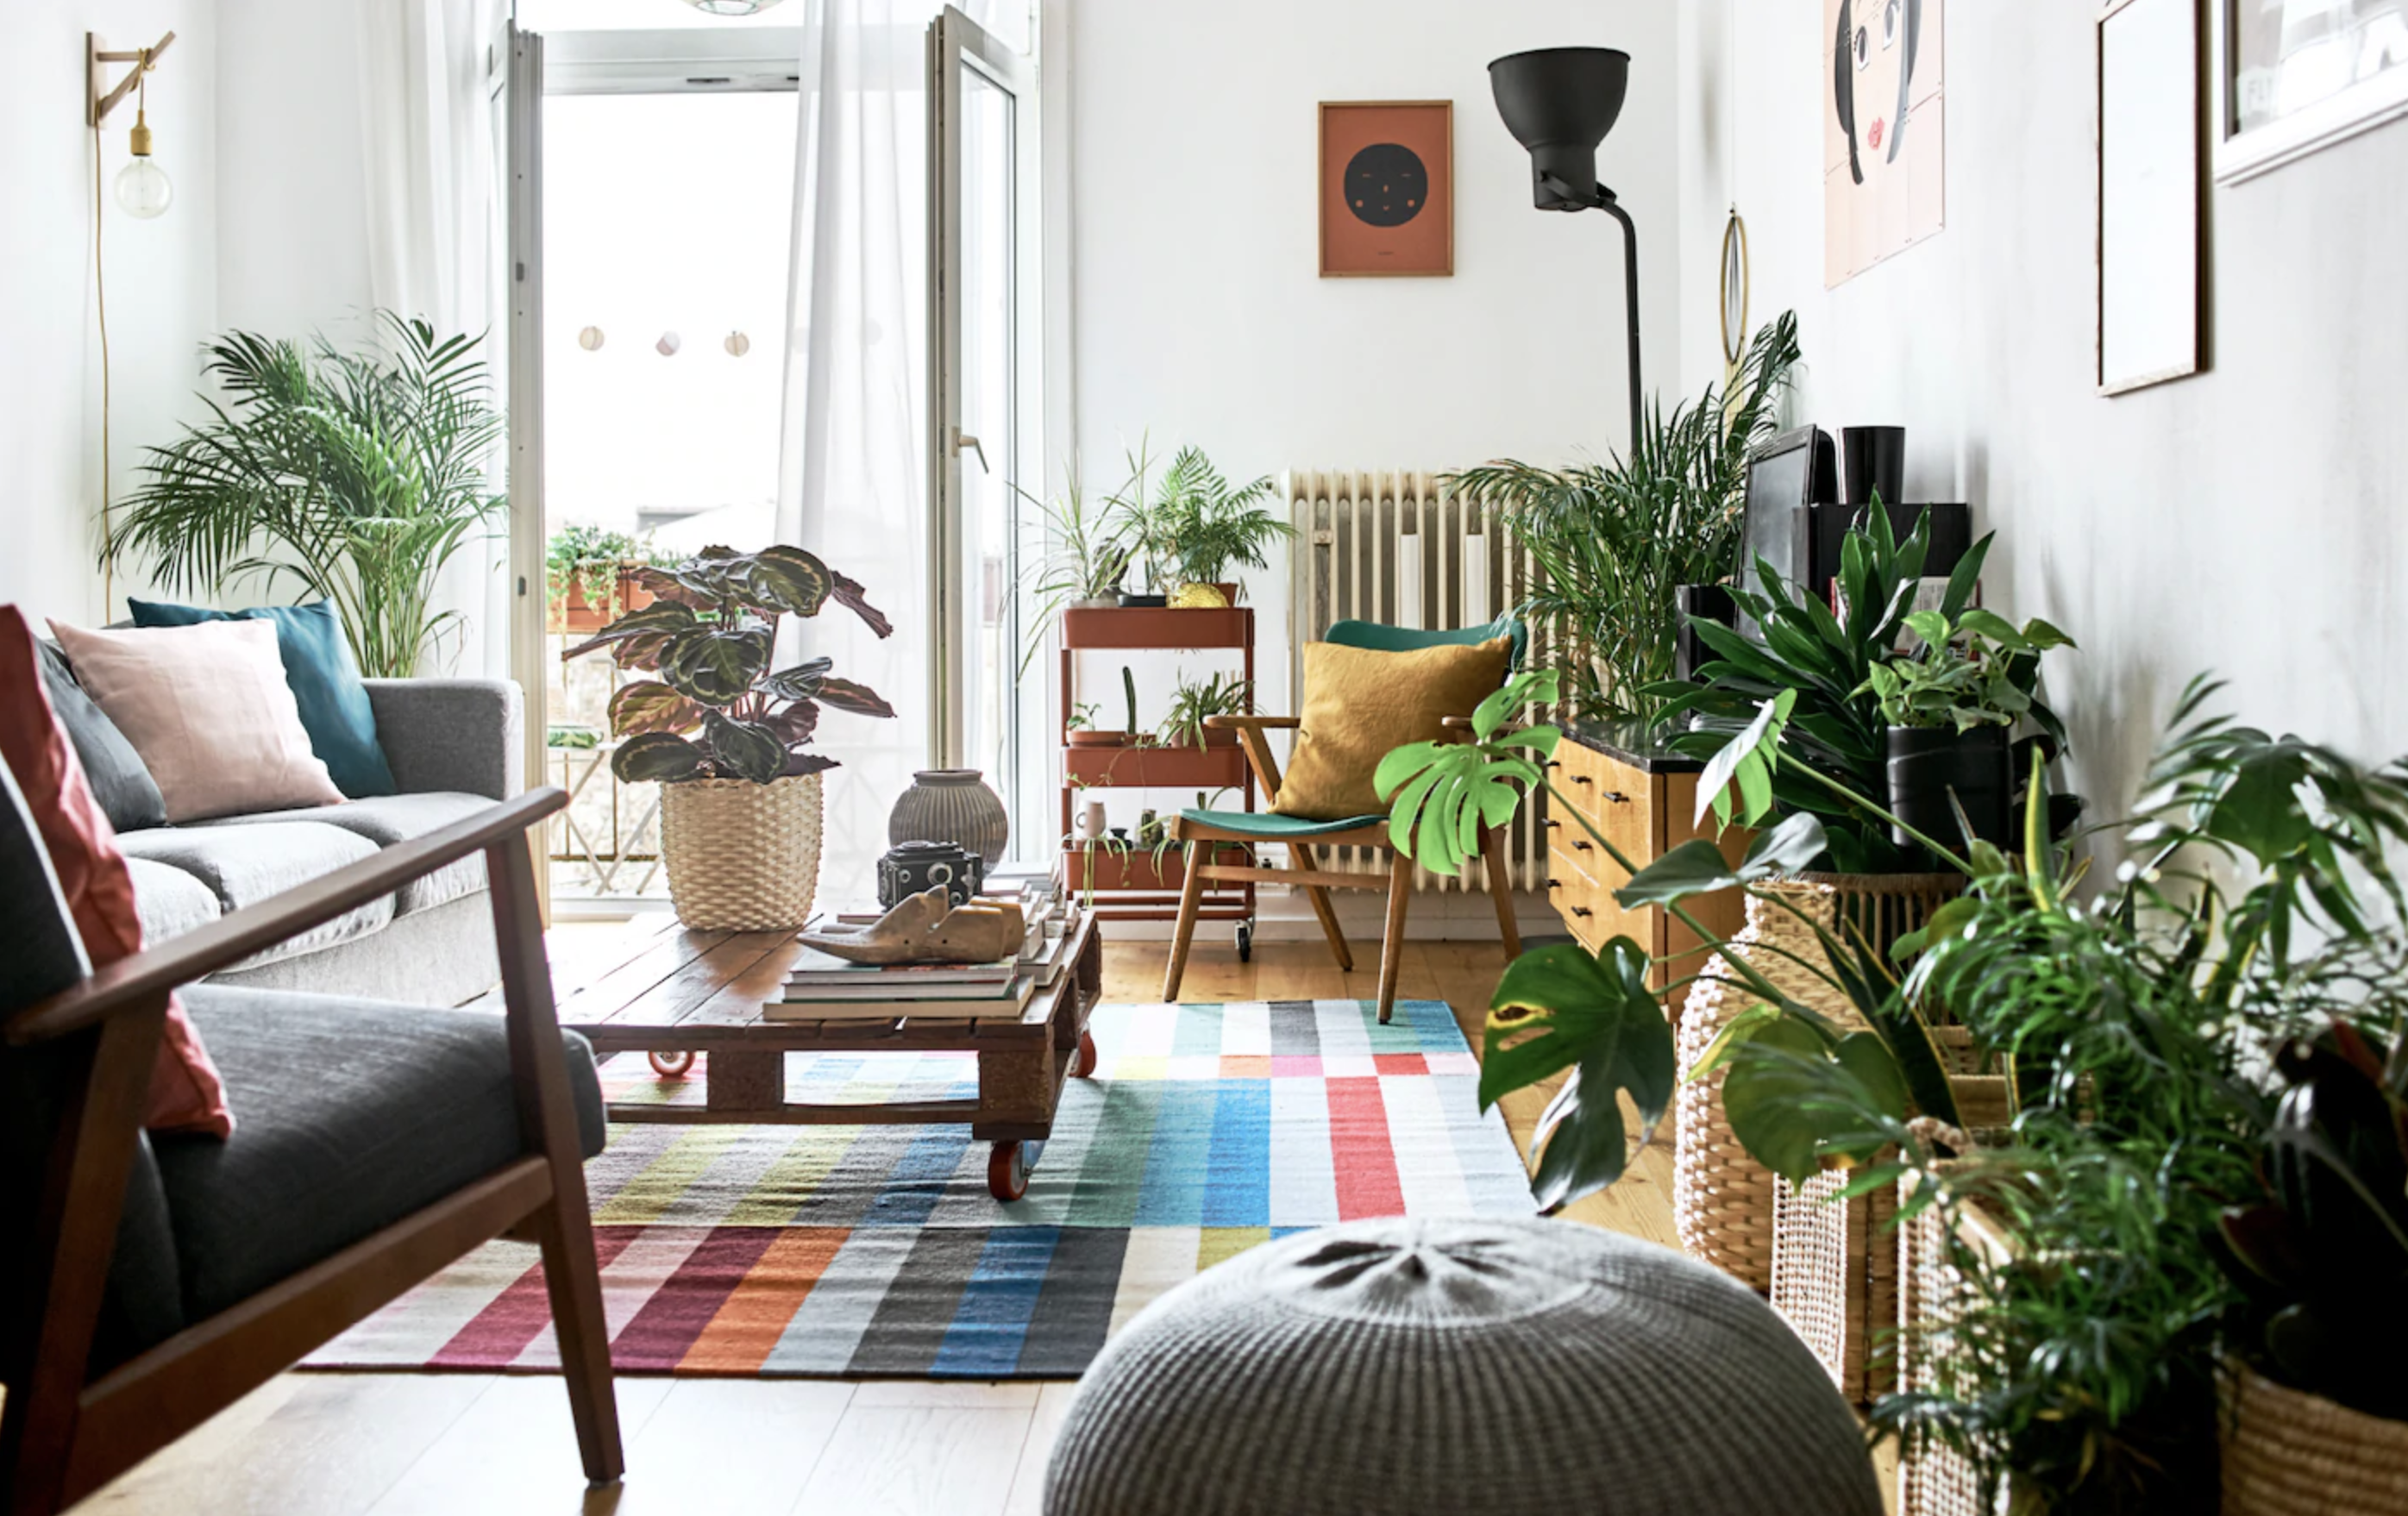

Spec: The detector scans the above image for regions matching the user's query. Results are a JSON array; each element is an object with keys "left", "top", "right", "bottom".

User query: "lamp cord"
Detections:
[{"left": 94, "top": 117, "right": 115, "bottom": 615}]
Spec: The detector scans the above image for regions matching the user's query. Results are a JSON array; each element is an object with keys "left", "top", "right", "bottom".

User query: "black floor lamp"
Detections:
[{"left": 1488, "top": 47, "right": 1642, "bottom": 451}]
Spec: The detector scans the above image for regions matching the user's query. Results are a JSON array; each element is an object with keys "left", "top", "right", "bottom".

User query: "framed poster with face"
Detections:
[
  {"left": 1824, "top": 0, "right": 1947, "bottom": 287},
  {"left": 1319, "top": 101, "right": 1453, "bottom": 277},
  {"left": 2214, "top": 0, "right": 2408, "bottom": 183}
]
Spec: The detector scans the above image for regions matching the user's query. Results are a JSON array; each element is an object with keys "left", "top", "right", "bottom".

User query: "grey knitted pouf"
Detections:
[{"left": 1044, "top": 1218, "right": 1882, "bottom": 1516}]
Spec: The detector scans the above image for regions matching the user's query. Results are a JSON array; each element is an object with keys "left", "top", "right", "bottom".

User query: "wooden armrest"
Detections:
[
  {"left": 6, "top": 788, "right": 569, "bottom": 1047},
  {"left": 1204, "top": 715, "right": 1301, "bottom": 730}
]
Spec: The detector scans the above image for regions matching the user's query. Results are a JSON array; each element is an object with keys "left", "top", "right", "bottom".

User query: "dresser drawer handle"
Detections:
[
  {"left": 1571, "top": 906, "right": 1594, "bottom": 918},
  {"left": 1545, "top": 760, "right": 1562, "bottom": 771},
  {"left": 1600, "top": 790, "right": 1631, "bottom": 805},
  {"left": 1542, "top": 817, "right": 1561, "bottom": 830},
  {"left": 1546, "top": 877, "right": 1563, "bottom": 891},
  {"left": 1571, "top": 774, "right": 1594, "bottom": 786},
  {"left": 1572, "top": 840, "right": 1594, "bottom": 851}
]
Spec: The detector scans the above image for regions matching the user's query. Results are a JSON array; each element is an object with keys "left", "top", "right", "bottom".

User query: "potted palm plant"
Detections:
[
  {"left": 105, "top": 313, "right": 505, "bottom": 678},
  {"left": 1126, "top": 444, "right": 1293, "bottom": 605},
  {"left": 1448, "top": 311, "right": 1798, "bottom": 721},
  {"left": 576, "top": 545, "right": 896, "bottom": 930}
]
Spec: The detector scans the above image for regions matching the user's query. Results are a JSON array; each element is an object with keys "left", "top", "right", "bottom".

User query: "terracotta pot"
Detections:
[
  {"left": 1066, "top": 730, "right": 1131, "bottom": 749},
  {"left": 551, "top": 564, "right": 656, "bottom": 635}
]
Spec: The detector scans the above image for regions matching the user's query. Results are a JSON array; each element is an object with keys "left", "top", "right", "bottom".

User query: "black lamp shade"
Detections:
[{"left": 1488, "top": 47, "right": 1631, "bottom": 210}]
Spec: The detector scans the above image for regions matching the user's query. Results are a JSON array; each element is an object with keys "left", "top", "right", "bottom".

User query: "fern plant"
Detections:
[
  {"left": 104, "top": 313, "right": 507, "bottom": 678},
  {"left": 1450, "top": 311, "right": 1801, "bottom": 721}
]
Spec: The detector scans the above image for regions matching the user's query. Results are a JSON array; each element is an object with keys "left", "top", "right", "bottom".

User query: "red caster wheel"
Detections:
[
  {"left": 1073, "top": 1031, "right": 1100, "bottom": 1080},
  {"left": 987, "top": 1141, "right": 1029, "bottom": 1201},
  {"left": 648, "top": 1049, "right": 696, "bottom": 1080}
]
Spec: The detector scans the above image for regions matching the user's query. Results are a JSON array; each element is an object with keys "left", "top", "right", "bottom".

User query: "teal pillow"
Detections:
[{"left": 128, "top": 599, "right": 397, "bottom": 799}]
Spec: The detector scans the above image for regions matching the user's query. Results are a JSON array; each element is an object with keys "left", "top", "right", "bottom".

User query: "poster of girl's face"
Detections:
[{"left": 1824, "top": 0, "right": 1947, "bottom": 286}]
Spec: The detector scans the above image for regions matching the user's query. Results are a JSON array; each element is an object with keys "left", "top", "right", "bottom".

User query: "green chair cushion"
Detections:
[
  {"left": 1325, "top": 615, "right": 1527, "bottom": 673},
  {"left": 1178, "top": 808, "right": 1389, "bottom": 840}
]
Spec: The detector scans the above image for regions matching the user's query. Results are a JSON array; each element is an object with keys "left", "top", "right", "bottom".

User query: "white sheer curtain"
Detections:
[
  {"left": 359, "top": 0, "right": 510, "bottom": 678},
  {"left": 774, "top": 0, "right": 1017, "bottom": 901}
]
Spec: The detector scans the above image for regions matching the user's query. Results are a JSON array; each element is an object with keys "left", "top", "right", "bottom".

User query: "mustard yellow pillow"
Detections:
[{"left": 1271, "top": 638, "right": 1513, "bottom": 820}]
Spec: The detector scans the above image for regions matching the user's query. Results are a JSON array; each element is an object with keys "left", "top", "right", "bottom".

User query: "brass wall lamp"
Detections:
[{"left": 89, "top": 31, "right": 178, "bottom": 218}]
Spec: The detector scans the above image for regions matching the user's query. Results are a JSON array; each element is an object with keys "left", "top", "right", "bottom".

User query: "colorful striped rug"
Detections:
[{"left": 304, "top": 999, "right": 1534, "bottom": 1379}]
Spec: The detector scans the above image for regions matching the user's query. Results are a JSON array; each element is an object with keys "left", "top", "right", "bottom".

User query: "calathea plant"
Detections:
[{"left": 571, "top": 545, "right": 897, "bottom": 785}]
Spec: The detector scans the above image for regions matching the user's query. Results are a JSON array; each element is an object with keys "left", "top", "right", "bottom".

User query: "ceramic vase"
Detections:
[{"left": 887, "top": 768, "right": 1009, "bottom": 865}]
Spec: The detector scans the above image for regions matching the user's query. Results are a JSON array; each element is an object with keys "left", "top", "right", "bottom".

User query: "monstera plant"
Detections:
[{"left": 569, "top": 544, "right": 895, "bottom": 930}]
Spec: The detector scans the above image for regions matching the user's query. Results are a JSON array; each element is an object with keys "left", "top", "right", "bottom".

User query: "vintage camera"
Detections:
[{"left": 876, "top": 840, "right": 983, "bottom": 908}]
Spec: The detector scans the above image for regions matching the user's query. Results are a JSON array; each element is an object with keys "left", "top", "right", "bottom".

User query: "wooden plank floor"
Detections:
[{"left": 83, "top": 933, "right": 1678, "bottom": 1515}]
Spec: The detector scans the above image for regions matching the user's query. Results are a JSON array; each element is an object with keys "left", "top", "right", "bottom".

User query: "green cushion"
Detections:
[
  {"left": 1326, "top": 616, "right": 1527, "bottom": 673},
  {"left": 129, "top": 599, "right": 397, "bottom": 799},
  {"left": 1179, "top": 808, "right": 1388, "bottom": 840}
]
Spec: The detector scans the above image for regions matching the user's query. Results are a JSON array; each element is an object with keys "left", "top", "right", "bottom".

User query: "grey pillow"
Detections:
[{"left": 35, "top": 639, "right": 167, "bottom": 833}]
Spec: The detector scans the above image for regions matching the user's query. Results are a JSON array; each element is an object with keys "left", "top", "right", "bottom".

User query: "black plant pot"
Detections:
[
  {"left": 1885, "top": 724, "right": 2011, "bottom": 855},
  {"left": 1118, "top": 592, "right": 1169, "bottom": 609}
]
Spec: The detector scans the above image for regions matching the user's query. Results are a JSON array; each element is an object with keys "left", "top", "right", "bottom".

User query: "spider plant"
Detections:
[
  {"left": 1015, "top": 463, "right": 1134, "bottom": 674},
  {"left": 104, "top": 313, "right": 506, "bottom": 678},
  {"left": 1160, "top": 671, "right": 1251, "bottom": 749},
  {"left": 1449, "top": 310, "right": 1799, "bottom": 722}
]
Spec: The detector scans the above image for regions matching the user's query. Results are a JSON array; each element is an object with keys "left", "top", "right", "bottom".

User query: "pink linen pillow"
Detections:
[
  {"left": 47, "top": 618, "right": 343, "bottom": 824},
  {"left": 1, "top": 606, "right": 233, "bottom": 1137}
]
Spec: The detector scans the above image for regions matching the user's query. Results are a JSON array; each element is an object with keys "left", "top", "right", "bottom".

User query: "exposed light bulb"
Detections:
[
  {"left": 115, "top": 108, "right": 172, "bottom": 219},
  {"left": 684, "top": 0, "right": 785, "bottom": 14}
]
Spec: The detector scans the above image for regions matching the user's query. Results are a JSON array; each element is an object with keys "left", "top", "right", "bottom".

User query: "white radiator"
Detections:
[{"left": 1287, "top": 469, "right": 1552, "bottom": 893}]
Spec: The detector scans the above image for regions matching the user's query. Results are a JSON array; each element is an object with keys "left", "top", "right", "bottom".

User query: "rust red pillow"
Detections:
[{"left": 0, "top": 606, "right": 232, "bottom": 1137}]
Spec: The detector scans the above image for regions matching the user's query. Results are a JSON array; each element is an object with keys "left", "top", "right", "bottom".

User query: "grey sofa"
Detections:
[{"left": 115, "top": 679, "right": 525, "bottom": 1008}]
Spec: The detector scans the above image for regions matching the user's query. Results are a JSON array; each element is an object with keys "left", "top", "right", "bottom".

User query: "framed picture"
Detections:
[
  {"left": 1319, "top": 101, "right": 1452, "bottom": 278},
  {"left": 2214, "top": 0, "right": 2408, "bottom": 183},
  {"left": 2098, "top": 0, "right": 2207, "bottom": 394},
  {"left": 1823, "top": 0, "right": 1947, "bottom": 287}
]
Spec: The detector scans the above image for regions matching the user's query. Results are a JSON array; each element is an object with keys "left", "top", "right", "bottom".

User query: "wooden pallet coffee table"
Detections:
[{"left": 556, "top": 910, "right": 1104, "bottom": 1200}]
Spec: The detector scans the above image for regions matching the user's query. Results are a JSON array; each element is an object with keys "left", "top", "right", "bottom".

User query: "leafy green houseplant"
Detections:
[
  {"left": 546, "top": 523, "right": 674, "bottom": 632},
  {"left": 1016, "top": 465, "right": 1133, "bottom": 674},
  {"left": 1160, "top": 672, "right": 1250, "bottom": 749},
  {"left": 576, "top": 545, "right": 896, "bottom": 930},
  {"left": 1448, "top": 311, "right": 1799, "bottom": 721},
  {"left": 1859, "top": 607, "right": 2075, "bottom": 851},
  {"left": 106, "top": 313, "right": 506, "bottom": 679},
  {"left": 1384, "top": 662, "right": 2408, "bottom": 1512},
  {"left": 1124, "top": 445, "right": 1292, "bottom": 600}
]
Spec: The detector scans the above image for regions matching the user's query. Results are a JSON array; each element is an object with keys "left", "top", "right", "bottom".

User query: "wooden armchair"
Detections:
[
  {"left": 0, "top": 777, "right": 618, "bottom": 1514},
  {"left": 1161, "top": 618, "right": 1525, "bottom": 1024}
]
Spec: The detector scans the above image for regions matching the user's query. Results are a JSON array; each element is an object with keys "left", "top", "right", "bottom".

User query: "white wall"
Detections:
[
  {"left": 0, "top": 2, "right": 219, "bottom": 630},
  {"left": 1061, "top": 0, "right": 1676, "bottom": 711},
  {"left": 1674, "top": 2, "right": 2408, "bottom": 822},
  {"left": 216, "top": 0, "right": 374, "bottom": 338}
]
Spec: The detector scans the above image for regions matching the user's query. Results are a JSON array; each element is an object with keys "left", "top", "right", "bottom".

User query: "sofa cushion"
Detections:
[
  {"left": 156, "top": 987, "right": 607, "bottom": 1322},
  {"left": 128, "top": 598, "right": 398, "bottom": 800},
  {"left": 35, "top": 638, "right": 167, "bottom": 832},
  {"left": 207, "top": 792, "right": 492, "bottom": 917},
  {"left": 119, "top": 823, "right": 392, "bottom": 968},
  {"left": 125, "top": 855, "right": 225, "bottom": 946}
]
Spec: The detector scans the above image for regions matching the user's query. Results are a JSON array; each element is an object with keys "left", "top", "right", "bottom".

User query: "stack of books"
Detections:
[{"left": 765, "top": 946, "right": 1032, "bottom": 1021}]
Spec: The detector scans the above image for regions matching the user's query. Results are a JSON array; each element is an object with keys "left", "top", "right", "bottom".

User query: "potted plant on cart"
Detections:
[
  {"left": 574, "top": 544, "right": 896, "bottom": 931},
  {"left": 1018, "top": 464, "right": 1134, "bottom": 672},
  {"left": 1126, "top": 444, "right": 1293, "bottom": 607},
  {"left": 547, "top": 523, "right": 674, "bottom": 635}
]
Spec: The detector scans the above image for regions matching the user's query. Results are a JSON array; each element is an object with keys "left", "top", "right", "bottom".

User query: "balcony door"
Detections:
[{"left": 928, "top": 5, "right": 1043, "bottom": 857}]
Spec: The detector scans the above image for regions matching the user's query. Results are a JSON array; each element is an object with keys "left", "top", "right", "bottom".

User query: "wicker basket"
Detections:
[
  {"left": 2222, "top": 1363, "right": 2408, "bottom": 1516},
  {"left": 657, "top": 773, "right": 824, "bottom": 930},
  {"left": 1673, "top": 872, "right": 1960, "bottom": 1292},
  {"left": 1772, "top": 1159, "right": 1900, "bottom": 1406},
  {"left": 1895, "top": 1175, "right": 1996, "bottom": 1516}
]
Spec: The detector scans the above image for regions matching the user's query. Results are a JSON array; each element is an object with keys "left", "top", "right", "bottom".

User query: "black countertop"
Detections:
[{"left": 1554, "top": 718, "right": 1706, "bottom": 775}]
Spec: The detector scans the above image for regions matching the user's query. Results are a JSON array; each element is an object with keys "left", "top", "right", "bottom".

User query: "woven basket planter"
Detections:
[
  {"left": 2222, "top": 1363, "right": 2408, "bottom": 1516},
  {"left": 1894, "top": 1175, "right": 1994, "bottom": 1516},
  {"left": 1772, "top": 1158, "right": 1901, "bottom": 1407},
  {"left": 1674, "top": 871, "right": 1961, "bottom": 1293},
  {"left": 658, "top": 773, "right": 824, "bottom": 931}
]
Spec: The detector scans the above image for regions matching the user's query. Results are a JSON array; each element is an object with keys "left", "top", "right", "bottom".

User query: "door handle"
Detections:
[{"left": 955, "top": 430, "right": 991, "bottom": 474}]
